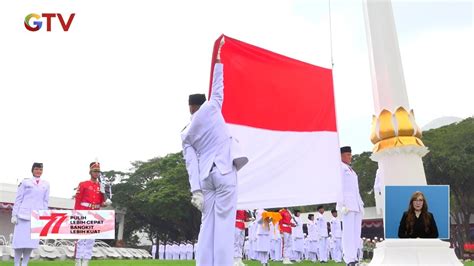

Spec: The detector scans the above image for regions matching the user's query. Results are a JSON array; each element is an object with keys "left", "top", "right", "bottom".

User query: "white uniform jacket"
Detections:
[
  {"left": 293, "top": 216, "right": 304, "bottom": 239},
  {"left": 330, "top": 217, "right": 342, "bottom": 238},
  {"left": 316, "top": 213, "right": 328, "bottom": 238},
  {"left": 181, "top": 63, "right": 248, "bottom": 192},
  {"left": 337, "top": 162, "right": 364, "bottom": 213},
  {"left": 12, "top": 178, "right": 50, "bottom": 220},
  {"left": 307, "top": 219, "right": 318, "bottom": 241}
]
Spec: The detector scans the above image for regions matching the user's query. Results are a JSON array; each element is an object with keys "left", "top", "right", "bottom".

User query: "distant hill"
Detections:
[{"left": 422, "top": 116, "right": 463, "bottom": 131}]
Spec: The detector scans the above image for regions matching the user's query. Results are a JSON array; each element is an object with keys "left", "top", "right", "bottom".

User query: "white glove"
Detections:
[
  {"left": 217, "top": 37, "right": 225, "bottom": 60},
  {"left": 191, "top": 191, "right": 204, "bottom": 212},
  {"left": 11, "top": 215, "right": 18, "bottom": 225},
  {"left": 341, "top": 206, "right": 349, "bottom": 215},
  {"left": 104, "top": 198, "right": 112, "bottom": 206}
]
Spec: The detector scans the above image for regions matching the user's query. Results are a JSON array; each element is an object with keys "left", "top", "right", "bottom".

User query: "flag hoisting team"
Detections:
[
  {"left": 10, "top": 38, "right": 365, "bottom": 266},
  {"left": 231, "top": 206, "right": 352, "bottom": 266},
  {"left": 180, "top": 38, "right": 365, "bottom": 266}
]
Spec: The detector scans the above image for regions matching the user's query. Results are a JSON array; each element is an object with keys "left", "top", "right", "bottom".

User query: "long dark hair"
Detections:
[{"left": 405, "top": 191, "right": 431, "bottom": 234}]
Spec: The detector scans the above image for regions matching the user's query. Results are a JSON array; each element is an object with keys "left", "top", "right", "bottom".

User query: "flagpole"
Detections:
[{"left": 328, "top": 0, "right": 334, "bottom": 68}]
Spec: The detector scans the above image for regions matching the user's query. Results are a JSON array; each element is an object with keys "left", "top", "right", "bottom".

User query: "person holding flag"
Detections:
[{"left": 181, "top": 37, "right": 248, "bottom": 266}]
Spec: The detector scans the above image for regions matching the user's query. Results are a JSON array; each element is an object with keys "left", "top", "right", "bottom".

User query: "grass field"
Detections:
[
  {"left": 1, "top": 260, "right": 473, "bottom": 266},
  {"left": 0, "top": 260, "right": 345, "bottom": 266}
]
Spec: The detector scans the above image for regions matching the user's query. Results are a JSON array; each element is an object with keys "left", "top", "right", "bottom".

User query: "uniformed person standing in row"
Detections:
[
  {"left": 158, "top": 241, "right": 165, "bottom": 260},
  {"left": 337, "top": 146, "right": 364, "bottom": 266},
  {"left": 306, "top": 214, "right": 318, "bottom": 262},
  {"left": 315, "top": 205, "right": 329, "bottom": 263},
  {"left": 292, "top": 210, "right": 304, "bottom": 262},
  {"left": 330, "top": 209, "right": 343, "bottom": 263},
  {"left": 74, "top": 162, "right": 107, "bottom": 266}
]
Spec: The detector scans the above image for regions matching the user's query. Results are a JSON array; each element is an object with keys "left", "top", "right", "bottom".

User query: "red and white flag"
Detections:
[{"left": 209, "top": 35, "right": 342, "bottom": 209}]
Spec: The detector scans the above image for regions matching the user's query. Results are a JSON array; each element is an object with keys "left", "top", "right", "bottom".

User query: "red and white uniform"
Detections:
[
  {"left": 74, "top": 179, "right": 104, "bottom": 262},
  {"left": 279, "top": 209, "right": 294, "bottom": 234},
  {"left": 279, "top": 209, "right": 295, "bottom": 261},
  {"left": 234, "top": 210, "right": 248, "bottom": 259},
  {"left": 235, "top": 210, "right": 248, "bottom": 230},
  {"left": 74, "top": 180, "right": 104, "bottom": 210}
]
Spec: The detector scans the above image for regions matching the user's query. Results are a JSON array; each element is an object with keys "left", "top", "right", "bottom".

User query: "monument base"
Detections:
[{"left": 369, "top": 239, "right": 462, "bottom": 266}]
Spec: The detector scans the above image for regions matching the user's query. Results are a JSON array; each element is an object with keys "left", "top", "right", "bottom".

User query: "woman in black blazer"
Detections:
[{"left": 398, "top": 191, "right": 439, "bottom": 238}]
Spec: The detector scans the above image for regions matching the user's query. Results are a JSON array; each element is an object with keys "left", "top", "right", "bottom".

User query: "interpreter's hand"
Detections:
[
  {"left": 11, "top": 215, "right": 18, "bottom": 225},
  {"left": 191, "top": 190, "right": 204, "bottom": 212}
]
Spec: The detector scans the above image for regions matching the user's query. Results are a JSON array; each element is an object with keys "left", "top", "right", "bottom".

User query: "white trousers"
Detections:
[
  {"left": 158, "top": 251, "right": 164, "bottom": 259},
  {"left": 331, "top": 237, "right": 342, "bottom": 262},
  {"left": 257, "top": 251, "right": 269, "bottom": 264},
  {"left": 249, "top": 240, "right": 257, "bottom": 259},
  {"left": 273, "top": 238, "right": 282, "bottom": 261},
  {"left": 173, "top": 253, "right": 180, "bottom": 260},
  {"left": 342, "top": 211, "right": 362, "bottom": 264},
  {"left": 14, "top": 248, "right": 33, "bottom": 266},
  {"left": 196, "top": 167, "right": 237, "bottom": 266},
  {"left": 281, "top": 233, "right": 292, "bottom": 259},
  {"left": 75, "top": 239, "right": 94, "bottom": 260},
  {"left": 269, "top": 239, "right": 275, "bottom": 260},
  {"left": 318, "top": 237, "right": 328, "bottom": 262},
  {"left": 186, "top": 251, "right": 193, "bottom": 260},
  {"left": 292, "top": 237, "right": 303, "bottom": 261},
  {"left": 308, "top": 240, "right": 318, "bottom": 262},
  {"left": 234, "top": 228, "right": 245, "bottom": 258}
]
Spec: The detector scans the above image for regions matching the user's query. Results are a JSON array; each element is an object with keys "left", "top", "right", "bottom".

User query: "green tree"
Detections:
[
  {"left": 423, "top": 117, "right": 474, "bottom": 257},
  {"left": 352, "top": 151, "right": 378, "bottom": 207},
  {"left": 110, "top": 152, "right": 201, "bottom": 247}
]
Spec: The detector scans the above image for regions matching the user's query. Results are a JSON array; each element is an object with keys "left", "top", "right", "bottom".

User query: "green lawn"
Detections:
[
  {"left": 0, "top": 260, "right": 344, "bottom": 266},
  {"left": 1, "top": 260, "right": 472, "bottom": 266}
]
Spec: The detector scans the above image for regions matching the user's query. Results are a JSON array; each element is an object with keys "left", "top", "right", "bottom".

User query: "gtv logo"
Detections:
[{"left": 24, "top": 13, "right": 75, "bottom": 32}]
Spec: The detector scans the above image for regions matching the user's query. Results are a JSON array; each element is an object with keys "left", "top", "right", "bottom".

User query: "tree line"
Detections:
[{"left": 106, "top": 117, "right": 473, "bottom": 256}]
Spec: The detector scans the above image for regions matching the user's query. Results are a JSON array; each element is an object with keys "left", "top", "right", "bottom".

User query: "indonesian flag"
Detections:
[{"left": 209, "top": 35, "right": 342, "bottom": 209}]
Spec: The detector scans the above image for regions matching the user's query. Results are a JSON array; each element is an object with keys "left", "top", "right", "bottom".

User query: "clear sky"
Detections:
[{"left": 0, "top": 0, "right": 472, "bottom": 198}]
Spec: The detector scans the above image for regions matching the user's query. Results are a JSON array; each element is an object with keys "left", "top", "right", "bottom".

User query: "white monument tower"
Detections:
[
  {"left": 363, "top": 0, "right": 461, "bottom": 265},
  {"left": 364, "top": 0, "right": 428, "bottom": 189}
]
